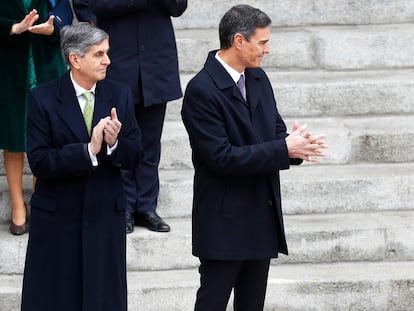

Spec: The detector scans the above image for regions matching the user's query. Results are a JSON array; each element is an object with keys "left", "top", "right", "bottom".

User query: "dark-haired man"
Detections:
[{"left": 182, "top": 5, "right": 327, "bottom": 310}]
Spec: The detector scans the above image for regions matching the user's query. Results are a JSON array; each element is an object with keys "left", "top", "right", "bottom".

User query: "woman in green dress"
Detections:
[{"left": 0, "top": 0, "right": 67, "bottom": 235}]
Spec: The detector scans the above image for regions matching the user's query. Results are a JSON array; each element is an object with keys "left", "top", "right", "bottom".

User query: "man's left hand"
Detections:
[{"left": 104, "top": 108, "right": 122, "bottom": 147}]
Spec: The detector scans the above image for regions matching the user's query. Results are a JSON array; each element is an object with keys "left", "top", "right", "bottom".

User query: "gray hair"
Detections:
[
  {"left": 60, "top": 22, "right": 109, "bottom": 66},
  {"left": 219, "top": 5, "right": 272, "bottom": 50}
]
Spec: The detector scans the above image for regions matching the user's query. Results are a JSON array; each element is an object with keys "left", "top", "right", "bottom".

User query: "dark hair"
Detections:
[
  {"left": 219, "top": 5, "right": 272, "bottom": 49},
  {"left": 60, "top": 22, "right": 109, "bottom": 66}
]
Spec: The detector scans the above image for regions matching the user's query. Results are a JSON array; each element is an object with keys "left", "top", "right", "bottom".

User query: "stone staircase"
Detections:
[{"left": 1, "top": 0, "right": 414, "bottom": 310}]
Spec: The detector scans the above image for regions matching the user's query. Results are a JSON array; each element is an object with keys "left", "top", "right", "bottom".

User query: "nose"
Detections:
[
  {"left": 103, "top": 53, "right": 111, "bottom": 65},
  {"left": 263, "top": 42, "right": 270, "bottom": 54}
]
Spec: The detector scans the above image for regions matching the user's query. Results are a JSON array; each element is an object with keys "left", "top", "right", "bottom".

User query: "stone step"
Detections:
[
  {"left": 158, "top": 163, "right": 414, "bottom": 218},
  {"left": 173, "top": 0, "right": 414, "bottom": 29},
  {"left": 2, "top": 260, "right": 414, "bottom": 310},
  {"left": 1, "top": 162, "right": 414, "bottom": 222},
  {"left": 159, "top": 115, "right": 414, "bottom": 169},
  {"left": 166, "top": 69, "right": 414, "bottom": 121},
  {"left": 1, "top": 210, "right": 413, "bottom": 274},
  {"left": 129, "top": 210, "right": 414, "bottom": 271},
  {"left": 0, "top": 175, "right": 32, "bottom": 224},
  {"left": 175, "top": 24, "right": 414, "bottom": 73}
]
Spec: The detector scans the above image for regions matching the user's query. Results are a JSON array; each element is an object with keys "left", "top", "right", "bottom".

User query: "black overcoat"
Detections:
[
  {"left": 77, "top": 0, "right": 188, "bottom": 106},
  {"left": 21, "top": 73, "right": 142, "bottom": 310},
  {"left": 182, "top": 51, "right": 300, "bottom": 260}
]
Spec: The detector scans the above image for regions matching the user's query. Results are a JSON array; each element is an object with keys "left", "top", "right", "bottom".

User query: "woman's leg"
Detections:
[
  {"left": 4, "top": 150, "right": 26, "bottom": 225},
  {"left": 32, "top": 176, "right": 36, "bottom": 192}
]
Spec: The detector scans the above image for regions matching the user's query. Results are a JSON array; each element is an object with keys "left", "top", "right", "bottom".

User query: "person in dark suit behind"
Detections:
[
  {"left": 181, "top": 5, "right": 328, "bottom": 310},
  {"left": 21, "top": 22, "right": 142, "bottom": 310},
  {"left": 73, "top": 0, "right": 188, "bottom": 234}
]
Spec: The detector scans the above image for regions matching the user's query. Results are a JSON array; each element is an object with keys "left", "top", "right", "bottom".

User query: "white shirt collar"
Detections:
[
  {"left": 70, "top": 71, "right": 96, "bottom": 97},
  {"left": 215, "top": 51, "right": 244, "bottom": 84}
]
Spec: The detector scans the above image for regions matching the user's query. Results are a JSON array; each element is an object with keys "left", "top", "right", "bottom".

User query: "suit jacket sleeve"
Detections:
[
  {"left": 275, "top": 112, "right": 303, "bottom": 166},
  {"left": 182, "top": 79, "right": 292, "bottom": 177},
  {"left": 72, "top": 0, "right": 96, "bottom": 22},
  {"left": 160, "top": 0, "right": 187, "bottom": 17},
  {"left": 89, "top": 0, "right": 151, "bottom": 16}
]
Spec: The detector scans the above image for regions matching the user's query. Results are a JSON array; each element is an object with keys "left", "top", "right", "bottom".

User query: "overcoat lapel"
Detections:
[
  {"left": 56, "top": 73, "right": 88, "bottom": 141},
  {"left": 245, "top": 69, "right": 261, "bottom": 112},
  {"left": 205, "top": 51, "right": 248, "bottom": 108},
  {"left": 232, "top": 84, "right": 246, "bottom": 105},
  {"left": 55, "top": 74, "right": 113, "bottom": 141}
]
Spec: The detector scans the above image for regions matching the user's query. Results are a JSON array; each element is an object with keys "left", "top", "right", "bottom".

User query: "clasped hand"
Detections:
[
  {"left": 11, "top": 9, "right": 55, "bottom": 36},
  {"left": 285, "top": 120, "right": 328, "bottom": 162},
  {"left": 90, "top": 108, "right": 122, "bottom": 155}
]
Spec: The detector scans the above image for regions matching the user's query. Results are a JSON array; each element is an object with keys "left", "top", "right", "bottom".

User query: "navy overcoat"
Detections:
[
  {"left": 182, "top": 51, "right": 301, "bottom": 260},
  {"left": 21, "top": 72, "right": 142, "bottom": 310}
]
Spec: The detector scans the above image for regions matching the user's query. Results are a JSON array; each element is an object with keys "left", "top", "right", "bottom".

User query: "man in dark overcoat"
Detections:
[
  {"left": 181, "top": 5, "right": 327, "bottom": 310},
  {"left": 21, "top": 22, "right": 142, "bottom": 310},
  {"left": 73, "top": 0, "right": 187, "bottom": 233}
]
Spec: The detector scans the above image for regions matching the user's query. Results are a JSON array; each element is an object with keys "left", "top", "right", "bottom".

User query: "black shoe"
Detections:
[
  {"left": 135, "top": 211, "right": 170, "bottom": 232},
  {"left": 126, "top": 212, "right": 134, "bottom": 234}
]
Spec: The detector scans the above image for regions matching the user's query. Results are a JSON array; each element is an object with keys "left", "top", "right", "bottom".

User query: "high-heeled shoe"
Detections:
[
  {"left": 10, "top": 203, "right": 28, "bottom": 235},
  {"left": 9, "top": 220, "right": 27, "bottom": 235}
]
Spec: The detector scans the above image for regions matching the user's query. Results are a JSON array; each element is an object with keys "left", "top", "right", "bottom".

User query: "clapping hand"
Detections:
[
  {"left": 11, "top": 9, "right": 55, "bottom": 36},
  {"left": 29, "top": 15, "right": 55, "bottom": 35},
  {"left": 89, "top": 108, "right": 122, "bottom": 154},
  {"left": 10, "top": 9, "right": 39, "bottom": 35},
  {"left": 286, "top": 120, "right": 328, "bottom": 162},
  {"left": 89, "top": 117, "right": 110, "bottom": 155},
  {"left": 103, "top": 108, "right": 122, "bottom": 147}
]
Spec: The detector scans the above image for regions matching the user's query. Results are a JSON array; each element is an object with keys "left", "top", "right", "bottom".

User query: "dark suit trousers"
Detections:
[
  {"left": 194, "top": 258, "right": 271, "bottom": 311},
  {"left": 122, "top": 102, "right": 167, "bottom": 214}
]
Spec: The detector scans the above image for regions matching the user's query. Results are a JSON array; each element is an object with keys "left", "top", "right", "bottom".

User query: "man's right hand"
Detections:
[{"left": 89, "top": 117, "right": 110, "bottom": 155}]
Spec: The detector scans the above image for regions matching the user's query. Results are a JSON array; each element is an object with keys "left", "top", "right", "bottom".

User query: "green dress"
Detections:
[
  {"left": 0, "top": 0, "right": 67, "bottom": 152},
  {"left": 24, "top": 0, "right": 37, "bottom": 90}
]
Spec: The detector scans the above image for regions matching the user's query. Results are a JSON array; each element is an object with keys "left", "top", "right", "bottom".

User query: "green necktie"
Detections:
[{"left": 82, "top": 91, "right": 93, "bottom": 136}]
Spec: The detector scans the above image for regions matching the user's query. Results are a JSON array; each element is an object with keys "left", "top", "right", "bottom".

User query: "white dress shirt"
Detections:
[{"left": 215, "top": 51, "right": 245, "bottom": 84}]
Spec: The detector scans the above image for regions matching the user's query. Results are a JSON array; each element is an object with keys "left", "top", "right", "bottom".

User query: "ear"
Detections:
[
  {"left": 233, "top": 33, "right": 244, "bottom": 50},
  {"left": 69, "top": 52, "right": 81, "bottom": 69}
]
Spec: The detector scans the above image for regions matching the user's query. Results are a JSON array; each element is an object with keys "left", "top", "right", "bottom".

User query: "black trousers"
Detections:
[
  {"left": 194, "top": 258, "right": 271, "bottom": 311},
  {"left": 122, "top": 102, "right": 167, "bottom": 214}
]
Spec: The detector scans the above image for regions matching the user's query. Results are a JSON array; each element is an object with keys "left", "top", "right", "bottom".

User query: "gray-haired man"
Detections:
[{"left": 21, "top": 22, "right": 142, "bottom": 310}]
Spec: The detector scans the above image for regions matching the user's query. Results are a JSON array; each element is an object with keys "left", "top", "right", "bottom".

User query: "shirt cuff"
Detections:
[
  {"left": 88, "top": 143, "right": 98, "bottom": 167},
  {"left": 107, "top": 140, "right": 118, "bottom": 155}
]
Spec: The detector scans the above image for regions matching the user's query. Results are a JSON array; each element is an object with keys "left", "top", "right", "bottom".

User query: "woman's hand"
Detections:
[
  {"left": 29, "top": 15, "right": 55, "bottom": 35},
  {"left": 10, "top": 9, "right": 39, "bottom": 35}
]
